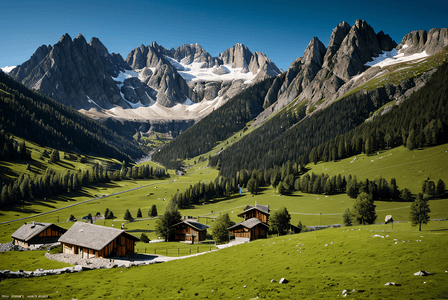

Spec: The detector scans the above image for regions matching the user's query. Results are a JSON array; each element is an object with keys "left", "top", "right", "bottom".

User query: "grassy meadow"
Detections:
[
  {"left": 0, "top": 222, "right": 447, "bottom": 299},
  {"left": 0, "top": 138, "right": 447, "bottom": 299}
]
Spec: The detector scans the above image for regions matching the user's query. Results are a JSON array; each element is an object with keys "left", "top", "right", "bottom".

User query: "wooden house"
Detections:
[
  {"left": 238, "top": 203, "right": 270, "bottom": 223},
  {"left": 11, "top": 221, "right": 67, "bottom": 248},
  {"left": 228, "top": 218, "right": 269, "bottom": 241},
  {"left": 58, "top": 222, "right": 139, "bottom": 258},
  {"left": 172, "top": 220, "right": 209, "bottom": 244}
]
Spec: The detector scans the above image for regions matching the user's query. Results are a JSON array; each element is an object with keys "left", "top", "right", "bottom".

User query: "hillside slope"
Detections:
[{"left": 0, "top": 71, "right": 143, "bottom": 162}]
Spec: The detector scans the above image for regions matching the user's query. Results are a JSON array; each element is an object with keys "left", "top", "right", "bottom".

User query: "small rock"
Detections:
[{"left": 279, "top": 278, "right": 288, "bottom": 284}]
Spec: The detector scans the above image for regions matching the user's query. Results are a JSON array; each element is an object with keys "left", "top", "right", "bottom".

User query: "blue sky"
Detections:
[{"left": 1, "top": 0, "right": 447, "bottom": 71}]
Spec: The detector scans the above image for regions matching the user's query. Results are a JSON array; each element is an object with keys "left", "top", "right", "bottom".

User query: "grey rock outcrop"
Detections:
[
  {"left": 332, "top": 20, "right": 383, "bottom": 81},
  {"left": 148, "top": 62, "right": 191, "bottom": 107},
  {"left": 9, "top": 44, "right": 52, "bottom": 82},
  {"left": 275, "top": 37, "right": 326, "bottom": 107},
  {"left": 126, "top": 44, "right": 165, "bottom": 69},
  {"left": 121, "top": 77, "right": 157, "bottom": 106},
  {"left": 397, "top": 28, "right": 448, "bottom": 55},
  {"left": 219, "top": 43, "right": 252, "bottom": 69},
  {"left": 322, "top": 21, "right": 351, "bottom": 69},
  {"left": 377, "top": 31, "right": 397, "bottom": 51},
  {"left": 174, "top": 43, "right": 219, "bottom": 67}
]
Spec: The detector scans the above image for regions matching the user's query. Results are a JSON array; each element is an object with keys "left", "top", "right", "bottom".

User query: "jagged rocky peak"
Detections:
[
  {"left": 10, "top": 32, "right": 127, "bottom": 109},
  {"left": 249, "top": 52, "right": 281, "bottom": 76},
  {"left": 9, "top": 43, "right": 53, "bottom": 82},
  {"left": 302, "top": 37, "right": 326, "bottom": 67},
  {"left": 377, "top": 31, "right": 397, "bottom": 51},
  {"left": 331, "top": 19, "right": 383, "bottom": 81},
  {"left": 89, "top": 36, "right": 110, "bottom": 57},
  {"left": 322, "top": 21, "right": 351, "bottom": 68},
  {"left": 126, "top": 43, "right": 163, "bottom": 69},
  {"left": 219, "top": 43, "right": 252, "bottom": 69},
  {"left": 173, "top": 43, "right": 218, "bottom": 67},
  {"left": 398, "top": 28, "right": 448, "bottom": 55}
]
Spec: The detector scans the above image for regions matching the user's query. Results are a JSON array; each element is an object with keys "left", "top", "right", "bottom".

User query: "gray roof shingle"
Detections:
[
  {"left": 228, "top": 217, "right": 269, "bottom": 230},
  {"left": 58, "top": 222, "right": 139, "bottom": 251},
  {"left": 238, "top": 204, "right": 270, "bottom": 217},
  {"left": 173, "top": 220, "right": 209, "bottom": 231}
]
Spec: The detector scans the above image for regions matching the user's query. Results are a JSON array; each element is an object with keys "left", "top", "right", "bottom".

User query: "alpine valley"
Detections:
[{"left": 1, "top": 19, "right": 448, "bottom": 299}]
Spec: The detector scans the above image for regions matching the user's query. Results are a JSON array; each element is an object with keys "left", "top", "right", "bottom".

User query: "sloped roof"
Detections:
[
  {"left": 173, "top": 220, "right": 209, "bottom": 231},
  {"left": 58, "top": 222, "right": 139, "bottom": 251},
  {"left": 11, "top": 222, "right": 64, "bottom": 242},
  {"left": 228, "top": 218, "right": 270, "bottom": 230},
  {"left": 238, "top": 204, "right": 270, "bottom": 217}
]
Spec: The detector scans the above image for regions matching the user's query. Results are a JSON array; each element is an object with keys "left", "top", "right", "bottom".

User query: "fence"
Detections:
[{"left": 136, "top": 245, "right": 213, "bottom": 256}]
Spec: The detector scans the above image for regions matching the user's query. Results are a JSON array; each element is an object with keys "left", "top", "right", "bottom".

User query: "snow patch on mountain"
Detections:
[
  {"left": 163, "top": 55, "right": 257, "bottom": 83},
  {"left": 113, "top": 70, "right": 139, "bottom": 87},
  {"left": 1, "top": 66, "right": 15, "bottom": 73},
  {"left": 365, "top": 49, "right": 429, "bottom": 68}
]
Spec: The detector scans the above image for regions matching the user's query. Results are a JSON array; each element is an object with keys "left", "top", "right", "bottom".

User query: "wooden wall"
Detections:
[
  {"left": 174, "top": 224, "right": 206, "bottom": 243},
  {"left": 14, "top": 225, "right": 66, "bottom": 248},
  {"left": 230, "top": 224, "right": 267, "bottom": 241},
  {"left": 242, "top": 210, "right": 268, "bottom": 223}
]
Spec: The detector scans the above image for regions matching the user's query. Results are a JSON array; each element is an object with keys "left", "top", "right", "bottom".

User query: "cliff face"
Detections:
[{"left": 10, "top": 34, "right": 126, "bottom": 109}]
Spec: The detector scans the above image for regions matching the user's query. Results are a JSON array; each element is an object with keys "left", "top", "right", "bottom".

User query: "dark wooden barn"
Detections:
[
  {"left": 172, "top": 220, "right": 209, "bottom": 244},
  {"left": 228, "top": 218, "right": 269, "bottom": 241},
  {"left": 11, "top": 221, "right": 67, "bottom": 248},
  {"left": 58, "top": 222, "right": 139, "bottom": 258}
]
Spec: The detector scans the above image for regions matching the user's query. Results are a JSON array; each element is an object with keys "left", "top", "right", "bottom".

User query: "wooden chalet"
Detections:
[
  {"left": 228, "top": 218, "right": 269, "bottom": 241},
  {"left": 172, "top": 220, "right": 209, "bottom": 244},
  {"left": 58, "top": 222, "right": 139, "bottom": 258},
  {"left": 237, "top": 203, "right": 270, "bottom": 223},
  {"left": 229, "top": 203, "right": 270, "bottom": 241},
  {"left": 11, "top": 221, "right": 67, "bottom": 248}
]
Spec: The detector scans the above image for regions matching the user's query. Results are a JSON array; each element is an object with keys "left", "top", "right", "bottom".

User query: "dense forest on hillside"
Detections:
[
  {"left": 152, "top": 75, "right": 283, "bottom": 169},
  {"left": 210, "top": 62, "right": 448, "bottom": 177},
  {"left": 0, "top": 71, "right": 143, "bottom": 161}
]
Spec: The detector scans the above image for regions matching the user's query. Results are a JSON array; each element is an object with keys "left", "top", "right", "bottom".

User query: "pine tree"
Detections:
[
  {"left": 269, "top": 207, "right": 291, "bottom": 235},
  {"left": 436, "top": 179, "right": 445, "bottom": 197},
  {"left": 407, "top": 130, "right": 416, "bottom": 150},
  {"left": 137, "top": 208, "right": 142, "bottom": 218},
  {"left": 210, "top": 213, "right": 234, "bottom": 244},
  {"left": 410, "top": 193, "right": 431, "bottom": 231},
  {"left": 150, "top": 204, "right": 158, "bottom": 217},
  {"left": 247, "top": 178, "right": 259, "bottom": 195},
  {"left": 342, "top": 208, "right": 353, "bottom": 226},
  {"left": 353, "top": 192, "right": 376, "bottom": 225},
  {"left": 155, "top": 206, "right": 182, "bottom": 241},
  {"left": 124, "top": 209, "right": 134, "bottom": 222}
]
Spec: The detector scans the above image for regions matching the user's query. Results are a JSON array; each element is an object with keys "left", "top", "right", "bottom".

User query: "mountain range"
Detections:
[{"left": 3, "top": 20, "right": 448, "bottom": 159}]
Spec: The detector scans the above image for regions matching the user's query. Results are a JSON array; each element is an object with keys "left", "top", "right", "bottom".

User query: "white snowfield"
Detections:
[
  {"left": 100, "top": 56, "right": 259, "bottom": 120},
  {"left": 1, "top": 66, "right": 15, "bottom": 73},
  {"left": 365, "top": 48, "right": 429, "bottom": 68}
]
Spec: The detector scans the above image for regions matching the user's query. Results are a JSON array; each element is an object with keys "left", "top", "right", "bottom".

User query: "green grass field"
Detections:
[
  {"left": 0, "top": 250, "right": 72, "bottom": 271},
  {"left": 306, "top": 144, "right": 448, "bottom": 194},
  {"left": 1, "top": 141, "right": 447, "bottom": 299},
  {"left": 0, "top": 221, "right": 447, "bottom": 299}
]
